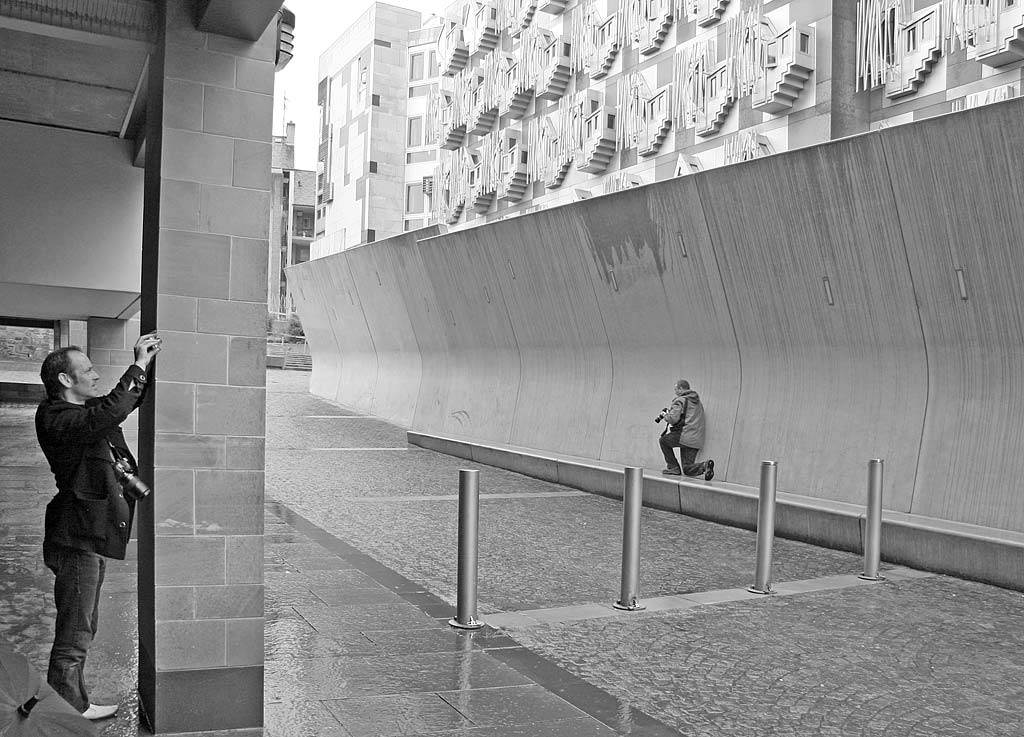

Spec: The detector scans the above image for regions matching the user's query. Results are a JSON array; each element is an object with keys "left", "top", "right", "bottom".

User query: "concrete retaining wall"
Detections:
[{"left": 288, "top": 99, "right": 1024, "bottom": 580}]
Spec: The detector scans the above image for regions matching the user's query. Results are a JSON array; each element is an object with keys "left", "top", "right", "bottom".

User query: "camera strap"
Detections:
[{"left": 106, "top": 439, "right": 131, "bottom": 469}]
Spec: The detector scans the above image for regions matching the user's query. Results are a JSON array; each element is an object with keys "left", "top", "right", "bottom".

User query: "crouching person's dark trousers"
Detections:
[
  {"left": 44, "top": 543, "right": 105, "bottom": 713},
  {"left": 659, "top": 431, "right": 705, "bottom": 476}
]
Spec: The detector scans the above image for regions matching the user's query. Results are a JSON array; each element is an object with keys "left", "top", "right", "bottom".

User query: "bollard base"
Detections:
[
  {"left": 857, "top": 573, "right": 886, "bottom": 582},
  {"left": 448, "top": 617, "right": 484, "bottom": 630},
  {"left": 746, "top": 585, "right": 774, "bottom": 595},
  {"left": 612, "top": 600, "right": 646, "bottom": 611}
]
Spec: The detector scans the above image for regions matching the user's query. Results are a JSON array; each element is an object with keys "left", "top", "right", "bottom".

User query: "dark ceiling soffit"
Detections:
[
  {"left": 194, "top": 0, "right": 284, "bottom": 42},
  {"left": 0, "top": 0, "right": 156, "bottom": 43},
  {"left": 0, "top": 316, "right": 55, "bottom": 329}
]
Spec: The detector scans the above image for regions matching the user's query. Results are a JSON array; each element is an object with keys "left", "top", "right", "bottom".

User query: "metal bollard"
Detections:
[
  {"left": 449, "top": 469, "right": 484, "bottom": 630},
  {"left": 747, "top": 461, "right": 778, "bottom": 595},
  {"left": 613, "top": 467, "right": 646, "bottom": 611},
  {"left": 859, "top": 459, "right": 885, "bottom": 581}
]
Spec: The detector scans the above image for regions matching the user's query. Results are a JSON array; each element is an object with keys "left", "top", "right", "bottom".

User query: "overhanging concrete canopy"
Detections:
[
  {"left": 0, "top": 283, "right": 140, "bottom": 322},
  {"left": 195, "top": 0, "right": 286, "bottom": 41}
]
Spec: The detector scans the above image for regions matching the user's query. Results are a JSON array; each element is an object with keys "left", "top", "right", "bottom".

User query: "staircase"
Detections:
[
  {"left": 502, "top": 88, "right": 533, "bottom": 119},
  {"left": 283, "top": 352, "right": 312, "bottom": 371},
  {"left": 545, "top": 159, "right": 572, "bottom": 188},
  {"left": 440, "top": 23, "right": 469, "bottom": 75},
  {"left": 470, "top": 104, "right": 498, "bottom": 135},
  {"left": 538, "top": 0, "right": 568, "bottom": 14},
  {"left": 472, "top": 184, "right": 496, "bottom": 212},
  {"left": 638, "top": 9, "right": 673, "bottom": 55},
  {"left": 511, "top": 0, "right": 538, "bottom": 36},
  {"left": 696, "top": 93, "right": 734, "bottom": 137},
  {"left": 499, "top": 159, "right": 530, "bottom": 202},
  {"left": 885, "top": 44, "right": 941, "bottom": 99},
  {"left": 589, "top": 37, "right": 620, "bottom": 80},
  {"left": 638, "top": 116, "right": 672, "bottom": 157},
  {"left": 537, "top": 53, "right": 571, "bottom": 100},
  {"left": 577, "top": 112, "right": 616, "bottom": 173},
  {"left": 977, "top": 10, "right": 1024, "bottom": 67},
  {"left": 467, "top": 4, "right": 499, "bottom": 55},
  {"left": 695, "top": 0, "right": 729, "bottom": 27},
  {"left": 442, "top": 122, "right": 467, "bottom": 150},
  {"left": 754, "top": 57, "right": 814, "bottom": 113}
]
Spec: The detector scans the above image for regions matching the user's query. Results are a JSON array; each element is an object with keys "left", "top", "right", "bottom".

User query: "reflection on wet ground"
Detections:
[
  {"left": 0, "top": 401, "right": 140, "bottom": 737},
  {"left": 4, "top": 370, "right": 1024, "bottom": 737},
  {"left": 262, "top": 502, "right": 678, "bottom": 736}
]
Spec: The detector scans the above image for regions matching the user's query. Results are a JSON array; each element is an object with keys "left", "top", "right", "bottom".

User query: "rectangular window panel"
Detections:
[
  {"left": 410, "top": 53, "right": 424, "bottom": 81},
  {"left": 406, "top": 183, "right": 424, "bottom": 213},
  {"left": 408, "top": 117, "right": 423, "bottom": 147},
  {"left": 407, "top": 150, "right": 436, "bottom": 164}
]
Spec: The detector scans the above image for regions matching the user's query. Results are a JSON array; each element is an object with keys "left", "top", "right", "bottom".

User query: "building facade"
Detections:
[
  {"left": 312, "top": 3, "right": 427, "bottom": 257},
  {"left": 270, "top": 122, "right": 316, "bottom": 314},
  {"left": 424, "top": 0, "right": 1023, "bottom": 227}
]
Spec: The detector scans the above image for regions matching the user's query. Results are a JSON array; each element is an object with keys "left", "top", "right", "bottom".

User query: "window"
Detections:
[
  {"left": 404, "top": 218, "right": 425, "bottom": 231},
  {"left": 409, "top": 84, "right": 434, "bottom": 98},
  {"left": 410, "top": 53, "right": 424, "bottom": 81},
  {"left": 428, "top": 51, "right": 438, "bottom": 76},
  {"left": 373, "top": 38, "right": 392, "bottom": 47},
  {"left": 407, "top": 150, "right": 436, "bottom": 164},
  {"left": 906, "top": 26, "right": 917, "bottom": 52},
  {"left": 371, "top": 93, "right": 381, "bottom": 107},
  {"left": 366, "top": 229, "right": 376, "bottom": 242},
  {"left": 408, "top": 116, "right": 424, "bottom": 147},
  {"left": 369, "top": 160, "right": 378, "bottom": 173},
  {"left": 406, "top": 182, "right": 425, "bottom": 213},
  {"left": 799, "top": 33, "right": 810, "bottom": 54}
]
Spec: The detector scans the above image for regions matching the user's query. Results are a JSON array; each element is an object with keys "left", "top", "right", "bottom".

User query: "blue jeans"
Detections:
[
  {"left": 44, "top": 543, "right": 105, "bottom": 712},
  {"left": 659, "top": 431, "right": 706, "bottom": 476}
]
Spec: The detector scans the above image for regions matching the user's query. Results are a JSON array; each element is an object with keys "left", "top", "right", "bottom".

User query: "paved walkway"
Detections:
[
  {"left": 262, "top": 372, "right": 1024, "bottom": 737},
  {"left": 1, "top": 370, "right": 1022, "bottom": 736}
]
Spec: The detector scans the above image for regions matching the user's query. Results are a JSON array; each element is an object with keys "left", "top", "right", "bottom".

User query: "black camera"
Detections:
[
  {"left": 112, "top": 457, "right": 151, "bottom": 501},
  {"left": 654, "top": 408, "right": 668, "bottom": 424}
]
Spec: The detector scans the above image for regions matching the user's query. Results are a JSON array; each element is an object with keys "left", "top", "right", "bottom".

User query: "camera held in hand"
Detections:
[
  {"left": 654, "top": 408, "right": 668, "bottom": 424},
  {"left": 112, "top": 458, "right": 151, "bottom": 501}
]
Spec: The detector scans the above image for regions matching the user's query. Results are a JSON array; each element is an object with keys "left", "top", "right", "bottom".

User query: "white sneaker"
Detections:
[{"left": 82, "top": 703, "right": 118, "bottom": 720}]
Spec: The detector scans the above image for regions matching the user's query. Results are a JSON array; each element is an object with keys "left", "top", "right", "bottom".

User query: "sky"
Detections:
[{"left": 273, "top": 0, "right": 452, "bottom": 171}]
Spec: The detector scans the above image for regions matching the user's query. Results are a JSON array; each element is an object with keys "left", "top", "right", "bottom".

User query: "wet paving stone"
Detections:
[
  {"left": 265, "top": 650, "right": 534, "bottom": 701},
  {"left": 265, "top": 699, "right": 351, "bottom": 737},
  {"left": 262, "top": 369, "right": 1024, "bottom": 737},
  {"left": 322, "top": 691, "right": 473, "bottom": 735},
  {"left": 3, "top": 371, "right": 1020, "bottom": 737},
  {"left": 437, "top": 684, "right": 589, "bottom": 726}
]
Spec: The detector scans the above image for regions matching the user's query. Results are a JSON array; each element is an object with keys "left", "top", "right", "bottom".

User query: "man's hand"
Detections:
[{"left": 133, "top": 332, "right": 162, "bottom": 371}]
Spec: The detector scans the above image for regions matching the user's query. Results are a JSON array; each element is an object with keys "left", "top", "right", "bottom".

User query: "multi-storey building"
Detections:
[
  {"left": 312, "top": 3, "right": 426, "bottom": 258},
  {"left": 403, "top": 23, "right": 444, "bottom": 233},
  {"left": 426, "top": 0, "right": 1024, "bottom": 227},
  {"left": 270, "top": 122, "right": 316, "bottom": 314}
]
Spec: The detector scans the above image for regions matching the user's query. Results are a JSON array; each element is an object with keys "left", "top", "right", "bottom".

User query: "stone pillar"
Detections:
[
  {"left": 137, "top": 1, "right": 271, "bottom": 732},
  {"left": 86, "top": 317, "right": 142, "bottom": 438}
]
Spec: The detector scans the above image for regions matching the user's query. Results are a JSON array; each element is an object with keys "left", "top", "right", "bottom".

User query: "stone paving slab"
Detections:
[
  {"left": 267, "top": 370, "right": 869, "bottom": 614},
  {"left": 263, "top": 504, "right": 677, "bottom": 737},
  {"left": 3, "top": 371, "right": 1022, "bottom": 737},
  {"left": 266, "top": 370, "right": 1024, "bottom": 737}
]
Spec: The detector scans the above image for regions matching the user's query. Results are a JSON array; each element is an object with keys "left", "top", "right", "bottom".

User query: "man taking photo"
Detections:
[{"left": 35, "top": 331, "right": 162, "bottom": 720}]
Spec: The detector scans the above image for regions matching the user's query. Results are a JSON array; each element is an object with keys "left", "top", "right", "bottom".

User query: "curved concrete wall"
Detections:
[{"left": 288, "top": 98, "right": 1024, "bottom": 535}]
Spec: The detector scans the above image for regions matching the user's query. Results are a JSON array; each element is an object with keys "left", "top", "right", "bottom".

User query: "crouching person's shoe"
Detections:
[
  {"left": 704, "top": 460, "right": 715, "bottom": 481},
  {"left": 662, "top": 467, "right": 681, "bottom": 476},
  {"left": 82, "top": 703, "right": 119, "bottom": 720}
]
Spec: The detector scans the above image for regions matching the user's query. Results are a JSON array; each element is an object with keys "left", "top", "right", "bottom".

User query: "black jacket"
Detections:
[{"left": 36, "top": 365, "right": 148, "bottom": 559}]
